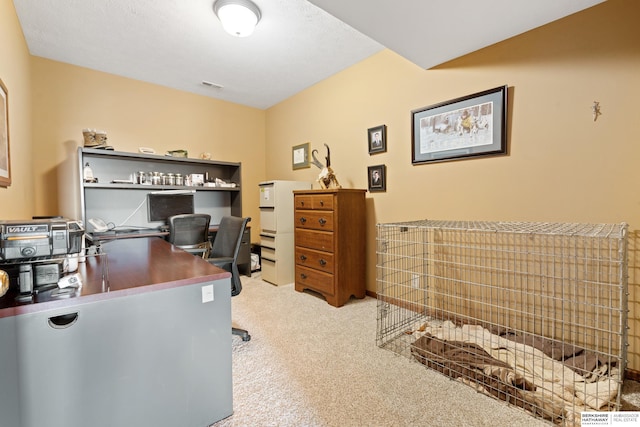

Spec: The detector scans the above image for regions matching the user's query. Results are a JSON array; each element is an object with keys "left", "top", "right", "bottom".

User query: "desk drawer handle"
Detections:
[
  {"left": 299, "top": 254, "right": 307, "bottom": 261},
  {"left": 319, "top": 200, "right": 324, "bottom": 206},
  {"left": 300, "top": 273, "right": 307, "bottom": 279},
  {"left": 48, "top": 312, "right": 79, "bottom": 329},
  {"left": 319, "top": 259, "right": 327, "bottom": 266},
  {"left": 318, "top": 218, "right": 327, "bottom": 226},
  {"left": 299, "top": 217, "right": 307, "bottom": 224}
]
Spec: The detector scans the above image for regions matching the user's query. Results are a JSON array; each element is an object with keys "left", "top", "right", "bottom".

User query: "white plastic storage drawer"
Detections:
[
  {"left": 260, "top": 208, "right": 277, "bottom": 233},
  {"left": 261, "top": 257, "right": 277, "bottom": 283},
  {"left": 260, "top": 232, "right": 278, "bottom": 250},
  {"left": 259, "top": 232, "right": 296, "bottom": 285},
  {"left": 259, "top": 183, "right": 276, "bottom": 208}
]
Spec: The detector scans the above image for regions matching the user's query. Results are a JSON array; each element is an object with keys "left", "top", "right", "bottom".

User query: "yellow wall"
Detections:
[
  {"left": 4, "top": 0, "right": 640, "bottom": 371},
  {"left": 266, "top": 0, "right": 639, "bottom": 286},
  {"left": 265, "top": 0, "right": 640, "bottom": 370},
  {"left": 29, "top": 58, "right": 266, "bottom": 228},
  {"left": 0, "top": 0, "right": 34, "bottom": 218}
]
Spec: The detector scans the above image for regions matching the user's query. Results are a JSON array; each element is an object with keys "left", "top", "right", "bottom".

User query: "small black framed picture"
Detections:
[
  {"left": 368, "top": 124, "right": 386, "bottom": 155},
  {"left": 368, "top": 164, "right": 386, "bottom": 192}
]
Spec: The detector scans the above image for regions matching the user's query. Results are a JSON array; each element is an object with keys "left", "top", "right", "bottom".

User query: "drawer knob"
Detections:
[
  {"left": 300, "top": 201, "right": 305, "bottom": 206},
  {"left": 299, "top": 217, "right": 307, "bottom": 224},
  {"left": 301, "top": 273, "right": 307, "bottom": 279},
  {"left": 318, "top": 218, "right": 327, "bottom": 225},
  {"left": 319, "top": 200, "right": 324, "bottom": 206},
  {"left": 299, "top": 254, "right": 307, "bottom": 261},
  {"left": 319, "top": 259, "right": 327, "bottom": 266}
]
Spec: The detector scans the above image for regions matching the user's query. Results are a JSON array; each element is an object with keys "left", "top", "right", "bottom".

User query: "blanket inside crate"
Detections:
[{"left": 410, "top": 321, "right": 620, "bottom": 425}]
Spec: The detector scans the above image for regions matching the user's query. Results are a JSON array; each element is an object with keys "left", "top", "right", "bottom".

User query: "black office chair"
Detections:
[
  {"left": 208, "top": 215, "right": 251, "bottom": 341},
  {"left": 166, "top": 213, "right": 211, "bottom": 258}
]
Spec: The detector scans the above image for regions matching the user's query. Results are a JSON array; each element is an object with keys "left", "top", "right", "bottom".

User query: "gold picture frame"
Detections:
[
  {"left": 0, "top": 78, "right": 10, "bottom": 187},
  {"left": 292, "top": 142, "right": 310, "bottom": 170}
]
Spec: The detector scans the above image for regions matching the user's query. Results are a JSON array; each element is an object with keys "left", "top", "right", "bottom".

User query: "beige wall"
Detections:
[
  {"left": 265, "top": 0, "right": 640, "bottom": 370},
  {"left": 266, "top": 0, "right": 640, "bottom": 286},
  {"left": 29, "top": 58, "right": 266, "bottom": 228},
  {"left": 0, "top": 0, "right": 34, "bottom": 218},
  {"left": 4, "top": 0, "right": 640, "bottom": 371}
]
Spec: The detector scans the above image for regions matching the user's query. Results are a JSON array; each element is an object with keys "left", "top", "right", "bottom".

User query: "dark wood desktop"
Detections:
[
  {"left": 86, "top": 224, "right": 253, "bottom": 277},
  {"left": 0, "top": 236, "right": 230, "bottom": 316}
]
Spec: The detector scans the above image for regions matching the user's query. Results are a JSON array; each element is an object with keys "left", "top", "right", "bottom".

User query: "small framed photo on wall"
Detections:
[
  {"left": 292, "top": 142, "right": 310, "bottom": 170},
  {"left": 368, "top": 124, "right": 386, "bottom": 155},
  {"left": 368, "top": 164, "right": 386, "bottom": 192}
]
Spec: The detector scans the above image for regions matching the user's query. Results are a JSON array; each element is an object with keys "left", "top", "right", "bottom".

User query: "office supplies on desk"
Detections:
[
  {"left": 0, "top": 218, "right": 84, "bottom": 299},
  {"left": 88, "top": 217, "right": 109, "bottom": 232},
  {"left": 0, "top": 218, "right": 83, "bottom": 261}
]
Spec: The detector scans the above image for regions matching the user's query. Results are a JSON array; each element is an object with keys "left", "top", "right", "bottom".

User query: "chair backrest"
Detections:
[
  {"left": 210, "top": 216, "right": 250, "bottom": 259},
  {"left": 211, "top": 216, "right": 250, "bottom": 297},
  {"left": 167, "top": 213, "right": 211, "bottom": 256}
]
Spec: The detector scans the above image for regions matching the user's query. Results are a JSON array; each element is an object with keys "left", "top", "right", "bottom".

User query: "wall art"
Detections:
[{"left": 412, "top": 85, "right": 507, "bottom": 165}]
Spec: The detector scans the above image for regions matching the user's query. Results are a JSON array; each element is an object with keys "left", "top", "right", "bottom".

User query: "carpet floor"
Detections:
[{"left": 212, "top": 273, "right": 640, "bottom": 427}]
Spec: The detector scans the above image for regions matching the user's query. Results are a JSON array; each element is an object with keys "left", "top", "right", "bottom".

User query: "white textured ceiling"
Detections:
[{"left": 13, "top": 0, "right": 605, "bottom": 109}]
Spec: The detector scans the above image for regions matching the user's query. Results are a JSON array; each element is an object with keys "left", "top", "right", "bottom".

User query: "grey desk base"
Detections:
[{"left": 0, "top": 278, "right": 232, "bottom": 427}]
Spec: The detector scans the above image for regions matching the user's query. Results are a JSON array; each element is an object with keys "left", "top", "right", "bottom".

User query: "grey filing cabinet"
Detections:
[{"left": 259, "top": 180, "right": 311, "bottom": 285}]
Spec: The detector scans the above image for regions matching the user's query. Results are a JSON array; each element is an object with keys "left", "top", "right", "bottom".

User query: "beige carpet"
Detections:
[{"left": 212, "top": 273, "right": 640, "bottom": 427}]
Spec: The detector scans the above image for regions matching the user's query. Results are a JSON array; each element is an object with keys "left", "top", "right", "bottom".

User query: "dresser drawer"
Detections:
[
  {"left": 295, "top": 210, "right": 334, "bottom": 231},
  {"left": 295, "top": 247, "right": 334, "bottom": 274},
  {"left": 295, "top": 195, "right": 313, "bottom": 210},
  {"left": 295, "top": 229, "right": 334, "bottom": 252},
  {"left": 295, "top": 265, "right": 334, "bottom": 296},
  {"left": 295, "top": 194, "right": 334, "bottom": 210},
  {"left": 310, "top": 194, "right": 333, "bottom": 210}
]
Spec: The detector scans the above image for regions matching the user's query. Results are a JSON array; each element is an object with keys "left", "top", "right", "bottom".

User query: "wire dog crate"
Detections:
[{"left": 376, "top": 220, "right": 628, "bottom": 426}]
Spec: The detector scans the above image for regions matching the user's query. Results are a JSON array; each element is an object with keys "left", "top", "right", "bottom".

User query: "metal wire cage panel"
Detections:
[{"left": 376, "top": 220, "right": 628, "bottom": 426}]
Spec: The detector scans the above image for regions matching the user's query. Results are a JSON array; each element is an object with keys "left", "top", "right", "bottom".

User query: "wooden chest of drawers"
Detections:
[{"left": 293, "top": 189, "right": 366, "bottom": 307}]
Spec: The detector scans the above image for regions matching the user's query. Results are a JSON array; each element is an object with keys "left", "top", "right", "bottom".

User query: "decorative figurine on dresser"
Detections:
[
  {"left": 293, "top": 188, "right": 366, "bottom": 307},
  {"left": 310, "top": 144, "right": 341, "bottom": 189}
]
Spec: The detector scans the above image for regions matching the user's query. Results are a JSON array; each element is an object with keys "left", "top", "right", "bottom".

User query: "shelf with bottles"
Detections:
[
  {"left": 77, "top": 147, "right": 243, "bottom": 227},
  {"left": 80, "top": 148, "right": 241, "bottom": 189}
]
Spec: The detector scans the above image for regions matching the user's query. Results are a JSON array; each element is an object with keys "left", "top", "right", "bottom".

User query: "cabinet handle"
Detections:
[
  {"left": 319, "top": 259, "right": 327, "bottom": 266},
  {"left": 48, "top": 312, "right": 79, "bottom": 329},
  {"left": 299, "top": 217, "right": 307, "bottom": 224},
  {"left": 300, "top": 273, "right": 307, "bottom": 279},
  {"left": 300, "top": 201, "right": 305, "bottom": 206},
  {"left": 299, "top": 254, "right": 307, "bottom": 261},
  {"left": 319, "top": 200, "right": 324, "bottom": 206},
  {"left": 318, "top": 218, "right": 327, "bottom": 225}
]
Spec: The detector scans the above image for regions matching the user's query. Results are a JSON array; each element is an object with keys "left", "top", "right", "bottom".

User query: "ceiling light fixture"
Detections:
[{"left": 213, "top": 0, "right": 262, "bottom": 38}]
